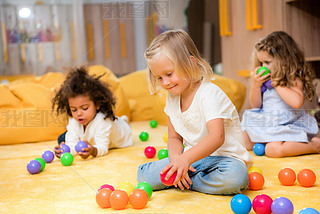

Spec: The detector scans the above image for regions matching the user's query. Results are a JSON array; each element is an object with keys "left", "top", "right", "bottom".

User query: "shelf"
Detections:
[{"left": 306, "top": 57, "right": 320, "bottom": 62}]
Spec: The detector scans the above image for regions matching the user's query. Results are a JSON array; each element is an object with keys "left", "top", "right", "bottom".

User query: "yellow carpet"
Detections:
[{"left": 0, "top": 121, "right": 319, "bottom": 213}]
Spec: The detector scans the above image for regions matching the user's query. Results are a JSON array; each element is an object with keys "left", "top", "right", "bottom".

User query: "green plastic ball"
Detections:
[
  {"left": 257, "top": 66, "right": 270, "bottom": 77},
  {"left": 34, "top": 157, "right": 46, "bottom": 172},
  {"left": 139, "top": 131, "right": 149, "bottom": 141},
  {"left": 60, "top": 152, "right": 74, "bottom": 166},
  {"left": 157, "top": 148, "right": 168, "bottom": 160},
  {"left": 135, "top": 182, "right": 153, "bottom": 199},
  {"left": 149, "top": 120, "right": 158, "bottom": 128}
]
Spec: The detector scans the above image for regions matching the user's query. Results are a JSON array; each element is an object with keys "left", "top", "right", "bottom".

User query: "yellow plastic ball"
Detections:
[
  {"left": 163, "top": 132, "right": 168, "bottom": 144},
  {"left": 248, "top": 166, "right": 262, "bottom": 174},
  {"left": 116, "top": 182, "right": 134, "bottom": 196}
]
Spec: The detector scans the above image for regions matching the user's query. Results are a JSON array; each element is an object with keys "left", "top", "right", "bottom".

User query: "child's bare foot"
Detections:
[{"left": 310, "top": 137, "right": 320, "bottom": 153}]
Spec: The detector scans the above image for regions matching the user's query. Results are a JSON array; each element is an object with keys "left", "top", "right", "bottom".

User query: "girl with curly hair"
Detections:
[{"left": 52, "top": 66, "right": 133, "bottom": 159}]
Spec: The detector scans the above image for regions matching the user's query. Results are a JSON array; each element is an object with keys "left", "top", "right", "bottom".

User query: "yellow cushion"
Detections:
[
  {"left": 120, "top": 69, "right": 168, "bottom": 125},
  {"left": 88, "top": 65, "right": 131, "bottom": 120},
  {"left": 0, "top": 78, "right": 66, "bottom": 145},
  {"left": 211, "top": 75, "right": 246, "bottom": 112}
]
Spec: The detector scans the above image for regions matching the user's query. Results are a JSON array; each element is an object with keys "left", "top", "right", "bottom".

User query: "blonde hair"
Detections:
[
  {"left": 145, "top": 29, "right": 214, "bottom": 94},
  {"left": 253, "top": 31, "right": 314, "bottom": 101}
]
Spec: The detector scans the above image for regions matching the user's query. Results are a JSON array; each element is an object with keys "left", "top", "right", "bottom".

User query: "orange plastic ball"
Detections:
[
  {"left": 96, "top": 188, "right": 112, "bottom": 208},
  {"left": 249, "top": 172, "right": 265, "bottom": 190},
  {"left": 278, "top": 168, "right": 296, "bottom": 186},
  {"left": 129, "top": 189, "right": 149, "bottom": 209},
  {"left": 297, "top": 169, "right": 316, "bottom": 187},
  {"left": 109, "top": 189, "right": 129, "bottom": 210}
]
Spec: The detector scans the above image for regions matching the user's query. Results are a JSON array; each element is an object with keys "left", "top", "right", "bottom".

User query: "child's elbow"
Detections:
[{"left": 291, "top": 100, "right": 304, "bottom": 109}]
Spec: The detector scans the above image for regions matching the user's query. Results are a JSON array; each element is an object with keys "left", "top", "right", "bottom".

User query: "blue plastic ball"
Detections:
[
  {"left": 253, "top": 143, "right": 265, "bottom": 156},
  {"left": 75, "top": 141, "right": 88, "bottom": 153},
  {"left": 271, "top": 197, "right": 294, "bottom": 214},
  {"left": 42, "top": 150, "right": 54, "bottom": 163},
  {"left": 27, "top": 160, "right": 42, "bottom": 174},
  {"left": 299, "top": 208, "right": 320, "bottom": 214},
  {"left": 230, "top": 194, "right": 252, "bottom": 214}
]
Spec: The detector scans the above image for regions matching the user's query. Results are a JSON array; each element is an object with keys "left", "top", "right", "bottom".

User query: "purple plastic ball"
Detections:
[
  {"left": 42, "top": 150, "right": 54, "bottom": 163},
  {"left": 264, "top": 79, "right": 273, "bottom": 89},
  {"left": 271, "top": 197, "right": 294, "bottom": 214},
  {"left": 261, "top": 84, "right": 267, "bottom": 93},
  {"left": 75, "top": 141, "right": 88, "bottom": 153},
  {"left": 27, "top": 160, "right": 42, "bottom": 174},
  {"left": 59, "top": 144, "right": 70, "bottom": 154}
]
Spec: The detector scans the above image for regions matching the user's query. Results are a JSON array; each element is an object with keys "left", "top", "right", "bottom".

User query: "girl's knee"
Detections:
[{"left": 265, "top": 142, "right": 284, "bottom": 158}]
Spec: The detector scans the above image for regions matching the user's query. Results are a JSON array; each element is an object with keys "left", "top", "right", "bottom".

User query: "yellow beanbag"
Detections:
[
  {"left": 120, "top": 69, "right": 167, "bottom": 125},
  {"left": 88, "top": 65, "right": 130, "bottom": 120}
]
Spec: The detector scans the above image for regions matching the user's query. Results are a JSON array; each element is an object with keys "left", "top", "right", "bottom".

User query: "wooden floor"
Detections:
[{"left": 0, "top": 121, "right": 319, "bottom": 213}]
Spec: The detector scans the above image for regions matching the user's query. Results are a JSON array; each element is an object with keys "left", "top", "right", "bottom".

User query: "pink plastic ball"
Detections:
[
  {"left": 253, "top": 194, "right": 273, "bottom": 214},
  {"left": 98, "top": 184, "right": 115, "bottom": 192},
  {"left": 160, "top": 169, "right": 177, "bottom": 186},
  {"left": 144, "top": 146, "right": 156, "bottom": 158}
]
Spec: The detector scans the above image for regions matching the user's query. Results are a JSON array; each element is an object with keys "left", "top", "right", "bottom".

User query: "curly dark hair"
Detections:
[
  {"left": 52, "top": 66, "right": 116, "bottom": 121},
  {"left": 253, "top": 31, "right": 314, "bottom": 101}
]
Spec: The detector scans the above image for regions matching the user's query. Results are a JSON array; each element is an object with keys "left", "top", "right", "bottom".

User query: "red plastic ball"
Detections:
[
  {"left": 96, "top": 188, "right": 112, "bottom": 208},
  {"left": 278, "top": 168, "right": 296, "bottom": 186},
  {"left": 249, "top": 172, "right": 265, "bottom": 190},
  {"left": 252, "top": 194, "right": 273, "bottom": 214},
  {"left": 109, "top": 189, "right": 129, "bottom": 210},
  {"left": 129, "top": 189, "right": 149, "bottom": 209},
  {"left": 297, "top": 169, "right": 316, "bottom": 187},
  {"left": 144, "top": 146, "right": 156, "bottom": 158},
  {"left": 160, "top": 169, "right": 177, "bottom": 186}
]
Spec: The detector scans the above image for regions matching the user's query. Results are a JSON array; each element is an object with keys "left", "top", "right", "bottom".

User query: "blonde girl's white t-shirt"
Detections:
[
  {"left": 65, "top": 112, "right": 133, "bottom": 156},
  {"left": 164, "top": 82, "right": 253, "bottom": 167}
]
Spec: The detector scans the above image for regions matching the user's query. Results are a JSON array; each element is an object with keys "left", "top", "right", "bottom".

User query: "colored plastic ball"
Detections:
[
  {"left": 149, "top": 119, "right": 158, "bottom": 128},
  {"left": 249, "top": 172, "right": 265, "bottom": 190},
  {"left": 252, "top": 194, "right": 273, "bottom": 214},
  {"left": 109, "top": 189, "right": 129, "bottom": 210},
  {"left": 248, "top": 166, "right": 262, "bottom": 174},
  {"left": 278, "top": 168, "right": 296, "bottom": 186},
  {"left": 253, "top": 143, "right": 265, "bottom": 156},
  {"left": 129, "top": 189, "right": 149, "bottom": 209},
  {"left": 230, "top": 194, "right": 252, "bottom": 214},
  {"left": 163, "top": 132, "right": 168, "bottom": 143},
  {"left": 297, "top": 169, "right": 316, "bottom": 187},
  {"left": 264, "top": 79, "right": 272, "bottom": 88},
  {"left": 160, "top": 169, "right": 177, "bottom": 186},
  {"left": 75, "top": 141, "right": 88, "bottom": 153},
  {"left": 27, "top": 160, "right": 41, "bottom": 174},
  {"left": 271, "top": 197, "right": 294, "bottom": 214},
  {"left": 299, "top": 208, "right": 320, "bottom": 214},
  {"left": 42, "top": 150, "right": 54, "bottom": 163},
  {"left": 34, "top": 158, "right": 46, "bottom": 172},
  {"left": 257, "top": 66, "right": 270, "bottom": 77},
  {"left": 58, "top": 144, "right": 70, "bottom": 154},
  {"left": 117, "top": 182, "right": 134, "bottom": 196},
  {"left": 60, "top": 152, "right": 74, "bottom": 166},
  {"left": 98, "top": 184, "right": 115, "bottom": 192},
  {"left": 144, "top": 146, "right": 156, "bottom": 158},
  {"left": 157, "top": 148, "right": 168, "bottom": 160},
  {"left": 139, "top": 131, "right": 149, "bottom": 141},
  {"left": 96, "top": 188, "right": 112, "bottom": 208},
  {"left": 135, "top": 182, "right": 153, "bottom": 199}
]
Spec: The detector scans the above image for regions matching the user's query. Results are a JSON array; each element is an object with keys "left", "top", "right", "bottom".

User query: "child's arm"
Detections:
[
  {"left": 249, "top": 67, "right": 271, "bottom": 108},
  {"left": 162, "top": 118, "right": 225, "bottom": 189},
  {"left": 275, "top": 78, "right": 304, "bottom": 109}
]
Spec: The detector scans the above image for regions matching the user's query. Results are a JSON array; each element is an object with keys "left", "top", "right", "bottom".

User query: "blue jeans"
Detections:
[{"left": 137, "top": 156, "right": 249, "bottom": 195}]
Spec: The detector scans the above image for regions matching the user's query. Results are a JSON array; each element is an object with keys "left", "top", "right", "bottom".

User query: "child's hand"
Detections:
[
  {"left": 78, "top": 141, "right": 97, "bottom": 159},
  {"left": 54, "top": 143, "right": 64, "bottom": 158},
  {"left": 160, "top": 155, "right": 196, "bottom": 190},
  {"left": 252, "top": 67, "right": 271, "bottom": 89}
]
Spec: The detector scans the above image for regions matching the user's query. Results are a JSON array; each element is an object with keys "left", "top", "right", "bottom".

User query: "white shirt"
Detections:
[
  {"left": 65, "top": 112, "right": 133, "bottom": 156},
  {"left": 164, "top": 82, "right": 253, "bottom": 167}
]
